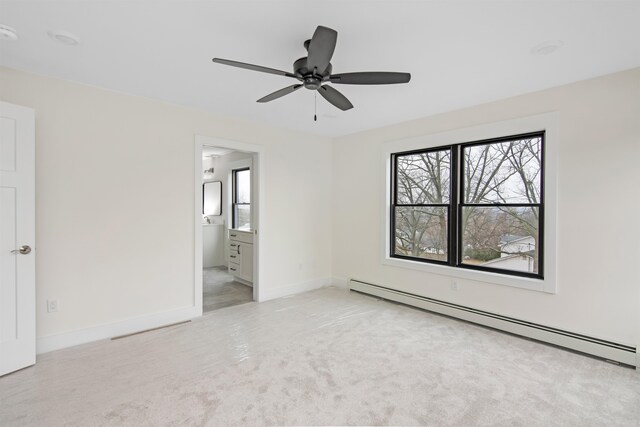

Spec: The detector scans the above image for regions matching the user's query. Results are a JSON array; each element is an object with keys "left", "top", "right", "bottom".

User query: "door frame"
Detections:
[{"left": 194, "top": 135, "right": 264, "bottom": 313}]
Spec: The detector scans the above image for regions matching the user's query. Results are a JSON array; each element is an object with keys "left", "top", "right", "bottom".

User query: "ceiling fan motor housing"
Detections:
[{"left": 294, "top": 57, "right": 332, "bottom": 90}]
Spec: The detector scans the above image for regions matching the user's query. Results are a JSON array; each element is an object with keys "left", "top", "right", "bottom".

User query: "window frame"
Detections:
[
  {"left": 231, "top": 167, "right": 251, "bottom": 229},
  {"left": 391, "top": 132, "right": 544, "bottom": 280},
  {"left": 457, "top": 132, "right": 544, "bottom": 279},
  {"left": 390, "top": 145, "right": 454, "bottom": 266},
  {"left": 383, "top": 113, "right": 557, "bottom": 294}
]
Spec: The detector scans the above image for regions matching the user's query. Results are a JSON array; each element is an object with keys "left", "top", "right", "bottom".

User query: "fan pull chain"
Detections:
[{"left": 314, "top": 91, "right": 317, "bottom": 122}]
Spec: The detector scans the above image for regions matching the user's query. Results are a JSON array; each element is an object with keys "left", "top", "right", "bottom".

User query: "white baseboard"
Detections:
[
  {"left": 234, "top": 277, "right": 253, "bottom": 287},
  {"left": 37, "top": 277, "right": 337, "bottom": 353},
  {"left": 259, "top": 277, "right": 334, "bottom": 302},
  {"left": 37, "top": 305, "right": 201, "bottom": 354},
  {"left": 350, "top": 279, "right": 639, "bottom": 369}
]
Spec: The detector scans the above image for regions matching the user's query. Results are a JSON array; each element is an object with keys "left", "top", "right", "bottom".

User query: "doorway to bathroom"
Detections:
[{"left": 194, "top": 135, "right": 262, "bottom": 314}]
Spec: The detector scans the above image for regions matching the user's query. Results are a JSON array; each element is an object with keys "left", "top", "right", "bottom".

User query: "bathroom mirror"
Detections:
[{"left": 203, "top": 181, "right": 222, "bottom": 216}]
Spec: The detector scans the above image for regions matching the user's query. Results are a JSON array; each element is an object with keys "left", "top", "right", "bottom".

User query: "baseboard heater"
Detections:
[{"left": 349, "top": 279, "right": 638, "bottom": 369}]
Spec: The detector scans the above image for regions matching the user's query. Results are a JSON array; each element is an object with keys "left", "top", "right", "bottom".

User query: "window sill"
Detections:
[{"left": 382, "top": 256, "right": 556, "bottom": 294}]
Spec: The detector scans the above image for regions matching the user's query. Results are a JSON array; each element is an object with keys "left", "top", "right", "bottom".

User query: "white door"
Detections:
[{"left": 0, "top": 101, "right": 35, "bottom": 376}]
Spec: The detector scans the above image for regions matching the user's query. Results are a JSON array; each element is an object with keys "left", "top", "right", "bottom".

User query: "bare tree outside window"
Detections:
[
  {"left": 391, "top": 133, "right": 543, "bottom": 278},
  {"left": 461, "top": 137, "right": 542, "bottom": 274},
  {"left": 393, "top": 149, "right": 450, "bottom": 262}
]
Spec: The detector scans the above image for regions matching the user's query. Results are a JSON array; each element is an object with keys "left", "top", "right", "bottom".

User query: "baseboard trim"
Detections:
[
  {"left": 259, "top": 277, "right": 333, "bottom": 302},
  {"left": 234, "top": 277, "right": 253, "bottom": 287},
  {"left": 349, "top": 279, "right": 638, "bottom": 368},
  {"left": 37, "top": 305, "right": 200, "bottom": 354}
]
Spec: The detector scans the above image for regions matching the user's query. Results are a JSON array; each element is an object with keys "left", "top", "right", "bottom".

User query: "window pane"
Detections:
[
  {"left": 461, "top": 206, "right": 539, "bottom": 274},
  {"left": 235, "top": 169, "right": 251, "bottom": 204},
  {"left": 394, "top": 206, "right": 448, "bottom": 262},
  {"left": 463, "top": 137, "right": 542, "bottom": 204},
  {"left": 235, "top": 205, "right": 251, "bottom": 229},
  {"left": 396, "top": 150, "right": 450, "bottom": 204}
]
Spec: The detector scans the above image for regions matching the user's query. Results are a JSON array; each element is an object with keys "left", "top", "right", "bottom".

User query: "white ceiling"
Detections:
[{"left": 1, "top": 1, "right": 639, "bottom": 137}]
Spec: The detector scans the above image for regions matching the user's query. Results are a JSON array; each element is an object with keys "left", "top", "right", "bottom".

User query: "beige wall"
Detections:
[
  {"left": 2, "top": 65, "right": 638, "bottom": 349},
  {"left": 332, "top": 68, "right": 640, "bottom": 345},
  {"left": 0, "top": 67, "right": 333, "bottom": 339}
]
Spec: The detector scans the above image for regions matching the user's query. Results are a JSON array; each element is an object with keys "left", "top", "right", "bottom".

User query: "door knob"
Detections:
[{"left": 10, "top": 245, "right": 31, "bottom": 255}]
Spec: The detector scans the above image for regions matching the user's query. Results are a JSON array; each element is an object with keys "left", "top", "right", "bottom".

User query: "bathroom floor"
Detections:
[{"left": 203, "top": 266, "right": 253, "bottom": 313}]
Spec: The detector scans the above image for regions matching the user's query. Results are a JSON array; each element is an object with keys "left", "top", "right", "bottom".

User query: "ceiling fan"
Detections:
[{"left": 212, "top": 25, "right": 411, "bottom": 112}]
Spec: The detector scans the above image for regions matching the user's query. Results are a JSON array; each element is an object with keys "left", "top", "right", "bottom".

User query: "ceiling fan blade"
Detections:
[
  {"left": 318, "top": 85, "right": 353, "bottom": 111},
  {"left": 307, "top": 26, "right": 337, "bottom": 74},
  {"left": 212, "top": 58, "right": 297, "bottom": 78},
  {"left": 257, "top": 84, "right": 303, "bottom": 103},
  {"left": 330, "top": 72, "right": 411, "bottom": 85}
]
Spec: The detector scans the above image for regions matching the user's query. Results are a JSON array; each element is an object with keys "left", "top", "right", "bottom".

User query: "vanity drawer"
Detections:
[
  {"left": 228, "top": 242, "right": 239, "bottom": 255},
  {"left": 228, "top": 262, "right": 240, "bottom": 275},
  {"left": 229, "top": 230, "right": 253, "bottom": 244},
  {"left": 228, "top": 252, "right": 239, "bottom": 263}
]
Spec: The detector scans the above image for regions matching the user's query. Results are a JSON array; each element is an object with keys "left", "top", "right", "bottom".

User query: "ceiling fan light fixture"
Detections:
[{"left": 48, "top": 30, "right": 80, "bottom": 46}]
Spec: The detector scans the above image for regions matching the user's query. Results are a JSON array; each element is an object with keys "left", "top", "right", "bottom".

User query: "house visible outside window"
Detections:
[
  {"left": 391, "top": 132, "right": 544, "bottom": 279},
  {"left": 232, "top": 168, "right": 251, "bottom": 229}
]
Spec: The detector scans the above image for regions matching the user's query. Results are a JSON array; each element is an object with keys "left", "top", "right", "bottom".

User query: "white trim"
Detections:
[
  {"left": 382, "top": 112, "right": 558, "bottom": 294},
  {"left": 37, "top": 306, "right": 199, "bottom": 354},
  {"left": 195, "top": 135, "right": 264, "bottom": 302},
  {"left": 259, "top": 277, "right": 333, "bottom": 301},
  {"left": 350, "top": 280, "right": 639, "bottom": 368},
  {"left": 234, "top": 277, "right": 253, "bottom": 287}
]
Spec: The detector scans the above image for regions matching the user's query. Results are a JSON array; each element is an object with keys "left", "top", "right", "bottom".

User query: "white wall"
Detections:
[
  {"left": 0, "top": 67, "right": 333, "bottom": 341},
  {"left": 332, "top": 67, "right": 640, "bottom": 346},
  {"left": 1, "top": 64, "right": 638, "bottom": 351}
]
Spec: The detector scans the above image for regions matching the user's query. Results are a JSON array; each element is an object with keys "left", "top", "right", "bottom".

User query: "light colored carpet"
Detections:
[
  {"left": 203, "top": 266, "right": 253, "bottom": 313},
  {"left": 0, "top": 287, "right": 638, "bottom": 426}
]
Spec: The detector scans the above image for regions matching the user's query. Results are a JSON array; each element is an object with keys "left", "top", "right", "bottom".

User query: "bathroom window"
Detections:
[{"left": 232, "top": 168, "right": 251, "bottom": 229}]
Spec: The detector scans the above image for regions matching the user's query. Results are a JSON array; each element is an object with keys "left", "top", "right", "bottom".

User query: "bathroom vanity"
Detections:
[{"left": 228, "top": 229, "right": 253, "bottom": 284}]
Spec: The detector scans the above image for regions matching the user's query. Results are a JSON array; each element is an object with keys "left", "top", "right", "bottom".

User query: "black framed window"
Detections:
[
  {"left": 391, "top": 131, "right": 544, "bottom": 279},
  {"left": 232, "top": 168, "right": 251, "bottom": 229},
  {"left": 392, "top": 147, "right": 452, "bottom": 263}
]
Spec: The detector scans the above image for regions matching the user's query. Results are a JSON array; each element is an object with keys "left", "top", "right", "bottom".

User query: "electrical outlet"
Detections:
[
  {"left": 450, "top": 280, "right": 459, "bottom": 291},
  {"left": 47, "top": 299, "right": 59, "bottom": 313}
]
